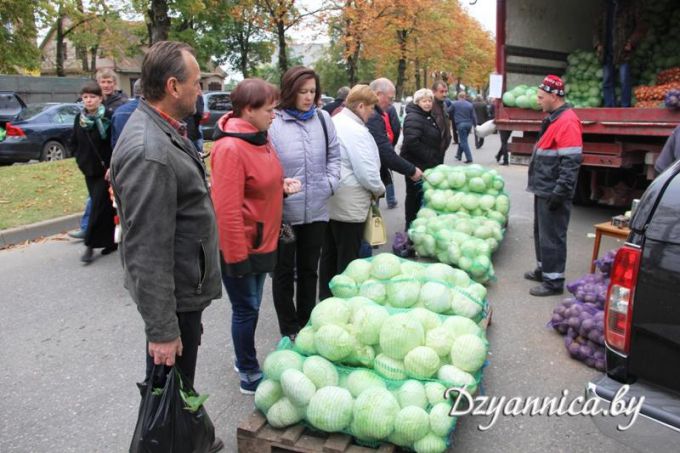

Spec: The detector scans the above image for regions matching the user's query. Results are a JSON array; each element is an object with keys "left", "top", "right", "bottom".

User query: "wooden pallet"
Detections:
[{"left": 237, "top": 410, "right": 398, "bottom": 453}]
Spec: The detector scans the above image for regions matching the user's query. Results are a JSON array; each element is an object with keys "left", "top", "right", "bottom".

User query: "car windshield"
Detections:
[
  {"left": 17, "top": 104, "right": 53, "bottom": 121},
  {"left": 207, "top": 94, "right": 231, "bottom": 111}
]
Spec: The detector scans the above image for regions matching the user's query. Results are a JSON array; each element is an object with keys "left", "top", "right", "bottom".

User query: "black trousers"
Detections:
[
  {"left": 404, "top": 177, "right": 424, "bottom": 231},
  {"left": 533, "top": 196, "right": 572, "bottom": 290},
  {"left": 496, "top": 130, "right": 511, "bottom": 164},
  {"left": 319, "top": 219, "right": 365, "bottom": 300},
  {"left": 84, "top": 175, "right": 115, "bottom": 249},
  {"left": 144, "top": 310, "right": 203, "bottom": 386},
  {"left": 273, "top": 221, "right": 327, "bottom": 336}
]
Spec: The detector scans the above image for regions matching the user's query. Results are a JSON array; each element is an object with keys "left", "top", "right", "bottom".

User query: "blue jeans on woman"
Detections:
[
  {"left": 456, "top": 122, "right": 473, "bottom": 162},
  {"left": 222, "top": 272, "right": 266, "bottom": 386}
]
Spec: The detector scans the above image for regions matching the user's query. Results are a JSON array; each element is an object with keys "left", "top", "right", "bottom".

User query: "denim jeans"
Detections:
[
  {"left": 603, "top": 62, "right": 631, "bottom": 107},
  {"left": 386, "top": 183, "right": 397, "bottom": 206},
  {"left": 80, "top": 197, "right": 92, "bottom": 231},
  {"left": 456, "top": 122, "right": 473, "bottom": 162},
  {"left": 222, "top": 272, "right": 266, "bottom": 378}
]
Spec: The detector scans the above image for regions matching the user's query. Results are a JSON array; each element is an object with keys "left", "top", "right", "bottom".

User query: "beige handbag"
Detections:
[{"left": 364, "top": 203, "right": 387, "bottom": 246}]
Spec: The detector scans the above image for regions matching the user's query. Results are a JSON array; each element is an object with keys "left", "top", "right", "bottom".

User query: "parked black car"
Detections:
[
  {"left": 200, "top": 91, "right": 231, "bottom": 141},
  {"left": 0, "top": 102, "right": 80, "bottom": 164},
  {"left": 587, "top": 161, "right": 680, "bottom": 450}
]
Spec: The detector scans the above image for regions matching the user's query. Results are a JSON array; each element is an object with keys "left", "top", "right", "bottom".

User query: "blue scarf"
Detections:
[{"left": 284, "top": 106, "right": 317, "bottom": 121}]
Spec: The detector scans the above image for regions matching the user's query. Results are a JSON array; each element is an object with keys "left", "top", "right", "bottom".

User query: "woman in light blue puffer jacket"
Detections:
[{"left": 269, "top": 66, "right": 341, "bottom": 339}]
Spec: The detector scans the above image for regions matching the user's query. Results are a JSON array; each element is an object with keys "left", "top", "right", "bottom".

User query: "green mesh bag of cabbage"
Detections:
[
  {"left": 256, "top": 349, "right": 466, "bottom": 452},
  {"left": 408, "top": 211, "right": 502, "bottom": 284},
  {"left": 285, "top": 295, "right": 488, "bottom": 383},
  {"left": 420, "top": 164, "right": 510, "bottom": 223},
  {"left": 327, "top": 254, "right": 489, "bottom": 321}
]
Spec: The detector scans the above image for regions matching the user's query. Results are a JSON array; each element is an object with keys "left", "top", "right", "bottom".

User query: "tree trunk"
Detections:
[
  {"left": 89, "top": 45, "right": 98, "bottom": 77},
  {"left": 76, "top": 0, "right": 88, "bottom": 72},
  {"left": 423, "top": 63, "right": 428, "bottom": 89},
  {"left": 56, "top": 11, "right": 65, "bottom": 77},
  {"left": 415, "top": 57, "right": 420, "bottom": 89},
  {"left": 395, "top": 29, "right": 409, "bottom": 100},
  {"left": 277, "top": 20, "right": 287, "bottom": 80},
  {"left": 149, "top": 0, "right": 170, "bottom": 44}
]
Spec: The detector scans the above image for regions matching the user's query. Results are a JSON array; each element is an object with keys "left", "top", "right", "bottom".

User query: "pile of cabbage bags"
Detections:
[
  {"left": 406, "top": 164, "right": 509, "bottom": 284},
  {"left": 563, "top": 50, "right": 603, "bottom": 108},
  {"left": 328, "top": 254, "right": 488, "bottom": 322},
  {"left": 501, "top": 84, "right": 540, "bottom": 110},
  {"left": 548, "top": 250, "right": 617, "bottom": 372},
  {"left": 256, "top": 253, "right": 492, "bottom": 452}
]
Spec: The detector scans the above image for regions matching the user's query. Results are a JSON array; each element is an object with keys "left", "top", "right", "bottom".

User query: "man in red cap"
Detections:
[{"left": 524, "top": 75, "right": 583, "bottom": 297}]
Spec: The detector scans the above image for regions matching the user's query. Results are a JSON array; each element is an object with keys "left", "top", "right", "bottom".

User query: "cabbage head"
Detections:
[
  {"left": 310, "top": 297, "right": 351, "bottom": 330},
  {"left": 254, "top": 379, "right": 283, "bottom": 414},
  {"left": 410, "top": 307, "right": 442, "bottom": 332},
  {"left": 495, "top": 194, "right": 510, "bottom": 215},
  {"left": 394, "top": 406, "right": 430, "bottom": 443},
  {"left": 437, "top": 364, "right": 477, "bottom": 391},
  {"left": 263, "top": 350, "right": 304, "bottom": 381},
  {"left": 351, "top": 388, "right": 400, "bottom": 440},
  {"left": 395, "top": 379, "right": 428, "bottom": 409},
  {"left": 425, "top": 326, "right": 456, "bottom": 357},
  {"left": 329, "top": 274, "right": 358, "bottom": 298},
  {"left": 346, "top": 369, "right": 387, "bottom": 398},
  {"left": 404, "top": 346, "right": 441, "bottom": 379},
  {"left": 424, "top": 263, "right": 457, "bottom": 285},
  {"left": 417, "top": 207, "right": 438, "bottom": 219},
  {"left": 424, "top": 382, "right": 448, "bottom": 405},
  {"left": 352, "top": 303, "right": 390, "bottom": 345},
  {"left": 419, "top": 281, "right": 452, "bottom": 314},
  {"left": 467, "top": 282, "right": 487, "bottom": 301},
  {"left": 280, "top": 368, "right": 317, "bottom": 407},
  {"left": 442, "top": 315, "right": 482, "bottom": 340},
  {"left": 306, "top": 386, "right": 353, "bottom": 432},
  {"left": 468, "top": 177, "right": 487, "bottom": 193},
  {"left": 386, "top": 277, "right": 421, "bottom": 308},
  {"left": 413, "top": 433, "right": 448, "bottom": 453},
  {"left": 450, "top": 334, "right": 488, "bottom": 373},
  {"left": 314, "top": 325, "right": 356, "bottom": 361},
  {"left": 359, "top": 279, "right": 387, "bottom": 304},
  {"left": 448, "top": 171, "right": 466, "bottom": 189},
  {"left": 429, "top": 402, "right": 456, "bottom": 437},
  {"left": 370, "top": 253, "right": 402, "bottom": 280},
  {"left": 293, "top": 326, "right": 317, "bottom": 355},
  {"left": 374, "top": 353, "right": 408, "bottom": 380},
  {"left": 450, "top": 291, "right": 483, "bottom": 320},
  {"left": 380, "top": 313, "right": 425, "bottom": 359},
  {"left": 343, "top": 258, "right": 373, "bottom": 284},
  {"left": 303, "top": 355, "right": 339, "bottom": 389},
  {"left": 266, "top": 397, "right": 304, "bottom": 428}
]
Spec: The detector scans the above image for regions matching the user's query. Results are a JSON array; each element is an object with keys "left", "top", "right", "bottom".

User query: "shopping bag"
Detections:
[
  {"left": 363, "top": 203, "right": 387, "bottom": 246},
  {"left": 475, "top": 119, "right": 496, "bottom": 138},
  {"left": 130, "top": 366, "right": 215, "bottom": 453}
]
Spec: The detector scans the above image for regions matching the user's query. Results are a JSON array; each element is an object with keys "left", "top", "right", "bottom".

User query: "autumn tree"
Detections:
[{"left": 0, "top": 0, "right": 50, "bottom": 73}]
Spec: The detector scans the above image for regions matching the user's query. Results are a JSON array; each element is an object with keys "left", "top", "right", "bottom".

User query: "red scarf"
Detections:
[{"left": 382, "top": 111, "right": 394, "bottom": 143}]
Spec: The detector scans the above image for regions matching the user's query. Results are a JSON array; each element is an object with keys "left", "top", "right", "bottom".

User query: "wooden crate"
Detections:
[{"left": 237, "top": 410, "right": 398, "bottom": 453}]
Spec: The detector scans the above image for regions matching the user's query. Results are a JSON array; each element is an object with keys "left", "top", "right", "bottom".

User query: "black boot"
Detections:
[
  {"left": 523, "top": 268, "right": 543, "bottom": 282},
  {"left": 530, "top": 284, "right": 564, "bottom": 297},
  {"left": 81, "top": 247, "right": 94, "bottom": 264},
  {"left": 101, "top": 244, "right": 118, "bottom": 255}
]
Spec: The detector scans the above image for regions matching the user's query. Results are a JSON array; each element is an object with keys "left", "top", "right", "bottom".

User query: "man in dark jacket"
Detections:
[
  {"left": 449, "top": 92, "right": 478, "bottom": 163},
  {"left": 367, "top": 78, "right": 422, "bottom": 206},
  {"left": 431, "top": 80, "right": 452, "bottom": 154},
  {"left": 111, "top": 41, "right": 224, "bottom": 452},
  {"left": 97, "top": 69, "right": 129, "bottom": 113},
  {"left": 323, "top": 86, "right": 350, "bottom": 116},
  {"left": 525, "top": 75, "right": 583, "bottom": 297}
]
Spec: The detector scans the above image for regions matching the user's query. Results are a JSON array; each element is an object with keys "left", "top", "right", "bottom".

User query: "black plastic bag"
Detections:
[{"left": 130, "top": 365, "right": 215, "bottom": 453}]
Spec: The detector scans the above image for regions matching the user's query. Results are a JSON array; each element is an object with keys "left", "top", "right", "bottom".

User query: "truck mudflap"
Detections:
[{"left": 586, "top": 374, "right": 680, "bottom": 450}]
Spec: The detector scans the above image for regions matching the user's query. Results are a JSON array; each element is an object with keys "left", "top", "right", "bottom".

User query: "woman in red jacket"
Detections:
[{"left": 211, "top": 78, "right": 301, "bottom": 394}]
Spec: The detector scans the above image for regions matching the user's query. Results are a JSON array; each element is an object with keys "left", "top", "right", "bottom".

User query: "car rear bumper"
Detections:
[
  {"left": 587, "top": 374, "right": 680, "bottom": 450},
  {"left": 0, "top": 139, "right": 37, "bottom": 163}
]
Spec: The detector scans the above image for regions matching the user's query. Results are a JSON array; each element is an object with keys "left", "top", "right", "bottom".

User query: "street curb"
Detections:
[{"left": 0, "top": 213, "right": 81, "bottom": 249}]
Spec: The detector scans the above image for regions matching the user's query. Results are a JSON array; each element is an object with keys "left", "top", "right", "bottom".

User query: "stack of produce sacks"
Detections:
[
  {"left": 255, "top": 254, "right": 491, "bottom": 452},
  {"left": 329, "top": 254, "right": 489, "bottom": 322},
  {"left": 562, "top": 50, "right": 603, "bottom": 108},
  {"left": 406, "top": 164, "right": 509, "bottom": 284},
  {"left": 548, "top": 250, "right": 617, "bottom": 371},
  {"left": 501, "top": 84, "right": 540, "bottom": 110}
]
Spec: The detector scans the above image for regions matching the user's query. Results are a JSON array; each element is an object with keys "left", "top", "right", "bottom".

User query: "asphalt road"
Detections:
[{"left": 0, "top": 133, "right": 637, "bottom": 453}]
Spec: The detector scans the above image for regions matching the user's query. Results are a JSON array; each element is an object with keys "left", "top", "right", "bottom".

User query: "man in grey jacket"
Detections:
[{"left": 111, "top": 41, "right": 223, "bottom": 452}]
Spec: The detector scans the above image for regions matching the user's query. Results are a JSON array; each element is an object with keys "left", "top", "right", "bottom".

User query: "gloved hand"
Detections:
[{"left": 548, "top": 195, "right": 563, "bottom": 211}]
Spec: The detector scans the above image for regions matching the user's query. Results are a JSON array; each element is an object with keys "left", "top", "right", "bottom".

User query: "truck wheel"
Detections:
[{"left": 41, "top": 141, "right": 66, "bottom": 162}]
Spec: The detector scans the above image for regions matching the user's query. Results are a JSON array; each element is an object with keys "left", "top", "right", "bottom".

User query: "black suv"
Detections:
[{"left": 587, "top": 161, "right": 680, "bottom": 450}]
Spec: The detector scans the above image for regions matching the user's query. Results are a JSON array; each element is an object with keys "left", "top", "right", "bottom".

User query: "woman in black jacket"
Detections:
[
  {"left": 400, "top": 88, "right": 443, "bottom": 230},
  {"left": 72, "top": 81, "right": 116, "bottom": 263}
]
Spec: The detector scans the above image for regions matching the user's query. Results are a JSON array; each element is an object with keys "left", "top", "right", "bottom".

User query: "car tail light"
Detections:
[
  {"left": 605, "top": 245, "right": 641, "bottom": 355},
  {"left": 199, "top": 112, "right": 210, "bottom": 124},
  {"left": 5, "top": 123, "right": 25, "bottom": 137}
]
